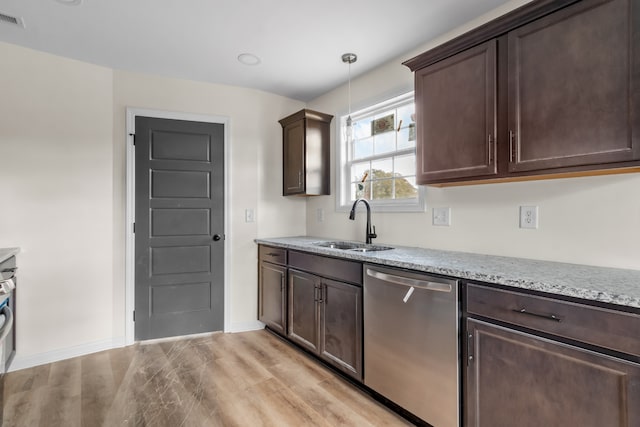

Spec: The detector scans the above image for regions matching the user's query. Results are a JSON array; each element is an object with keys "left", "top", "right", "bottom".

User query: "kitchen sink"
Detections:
[
  {"left": 313, "top": 241, "right": 393, "bottom": 252},
  {"left": 349, "top": 246, "right": 393, "bottom": 252}
]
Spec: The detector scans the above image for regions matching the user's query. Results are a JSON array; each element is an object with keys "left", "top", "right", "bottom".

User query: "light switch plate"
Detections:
[
  {"left": 432, "top": 207, "right": 451, "bottom": 226},
  {"left": 245, "top": 208, "right": 255, "bottom": 223},
  {"left": 519, "top": 206, "right": 538, "bottom": 229},
  {"left": 316, "top": 208, "right": 324, "bottom": 222}
]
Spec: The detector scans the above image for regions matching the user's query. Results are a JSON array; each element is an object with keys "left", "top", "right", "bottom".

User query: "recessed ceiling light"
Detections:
[
  {"left": 54, "top": 0, "right": 82, "bottom": 6},
  {"left": 237, "top": 53, "right": 261, "bottom": 66}
]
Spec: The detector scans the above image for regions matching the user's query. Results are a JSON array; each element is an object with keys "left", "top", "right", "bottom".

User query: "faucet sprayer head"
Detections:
[{"left": 349, "top": 209, "right": 356, "bottom": 220}]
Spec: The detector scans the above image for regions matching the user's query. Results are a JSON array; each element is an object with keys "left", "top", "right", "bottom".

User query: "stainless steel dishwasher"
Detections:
[{"left": 364, "top": 264, "right": 459, "bottom": 427}]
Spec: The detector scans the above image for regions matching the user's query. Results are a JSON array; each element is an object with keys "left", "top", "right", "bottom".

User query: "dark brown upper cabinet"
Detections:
[
  {"left": 415, "top": 40, "right": 497, "bottom": 182},
  {"left": 279, "top": 109, "right": 333, "bottom": 196},
  {"left": 405, "top": 0, "right": 640, "bottom": 185},
  {"left": 508, "top": 0, "right": 639, "bottom": 172}
]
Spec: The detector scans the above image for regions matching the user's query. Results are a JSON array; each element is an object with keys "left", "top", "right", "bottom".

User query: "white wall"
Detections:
[
  {"left": 306, "top": 0, "right": 640, "bottom": 271},
  {"left": 0, "top": 42, "right": 115, "bottom": 359},
  {"left": 0, "top": 41, "right": 306, "bottom": 367}
]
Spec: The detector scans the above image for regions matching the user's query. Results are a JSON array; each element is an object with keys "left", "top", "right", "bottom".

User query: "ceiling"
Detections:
[{"left": 0, "top": 0, "right": 513, "bottom": 101}]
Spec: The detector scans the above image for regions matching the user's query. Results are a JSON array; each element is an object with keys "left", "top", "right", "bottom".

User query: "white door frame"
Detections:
[{"left": 125, "top": 107, "right": 231, "bottom": 345}]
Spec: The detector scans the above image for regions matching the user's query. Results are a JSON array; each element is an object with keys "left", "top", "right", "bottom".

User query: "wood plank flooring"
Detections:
[{"left": 1, "top": 330, "right": 413, "bottom": 426}]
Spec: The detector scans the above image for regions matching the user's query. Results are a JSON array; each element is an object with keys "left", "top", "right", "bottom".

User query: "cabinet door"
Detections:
[
  {"left": 508, "top": 0, "right": 640, "bottom": 172},
  {"left": 282, "top": 120, "right": 305, "bottom": 195},
  {"left": 319, "top": 279, "right": 362, "bottom": 380},
  {"left": 287, "top": 269, "right": 319, "bottom": 353},
  {"left": 415, "top": 39, "right": 497, "bottom": 183},
  {"left": 465, "top": 319, "right": 640, "bottom": 427},
  {"left": 258, "top": 261, "right": 286, "bottom": 335}
]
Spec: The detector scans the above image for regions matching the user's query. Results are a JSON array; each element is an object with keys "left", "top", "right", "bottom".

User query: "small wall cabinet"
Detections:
[
  {"left": 279, "top": 109, "right": 333, "bottom": 196},
  {"left": 405, "top": 0, "right": 640, "bottom": 185}
]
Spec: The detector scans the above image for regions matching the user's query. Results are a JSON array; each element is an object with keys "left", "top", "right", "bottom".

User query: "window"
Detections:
[{"left": 337, "top": 92, "right": 425, "bottom": 212}]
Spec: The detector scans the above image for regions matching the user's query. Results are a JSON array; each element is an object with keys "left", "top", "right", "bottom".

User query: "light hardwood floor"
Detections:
[{"left": 1, "top": 330, "right": 413, "bottom": 426}]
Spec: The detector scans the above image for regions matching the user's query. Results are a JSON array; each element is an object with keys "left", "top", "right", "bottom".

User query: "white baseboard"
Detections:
[
  {"left": 9, "top": 336, "right": 126, "bottom": 372},
  {"left": 8, "top": 322, "right": 265, "bottom": 372},
  {"left": 226, "top": 320, "right": 265, "bottom": 333}
]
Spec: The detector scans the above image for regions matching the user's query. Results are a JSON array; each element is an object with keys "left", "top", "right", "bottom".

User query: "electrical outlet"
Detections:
[
  {"left": 316, "top": 208, "right": 324, "bottom": 222},
  {"left": 245, "top": 208, "right": 255, "bottom": 223},
  {"left": 432, "top": 207, "right": 451, "bottom": 226},
  {"left": 519, "top": 206, "right": 538, "bottom": 229}
]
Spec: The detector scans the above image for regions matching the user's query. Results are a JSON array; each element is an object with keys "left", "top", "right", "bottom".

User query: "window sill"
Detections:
[{"left": 336, "top": 198, "right": 426, "bottom": 214}]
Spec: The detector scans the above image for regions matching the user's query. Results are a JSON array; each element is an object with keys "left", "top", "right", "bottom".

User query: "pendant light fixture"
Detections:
[{"left": 342, "top": 53, "right": 357, "bottom": 144}]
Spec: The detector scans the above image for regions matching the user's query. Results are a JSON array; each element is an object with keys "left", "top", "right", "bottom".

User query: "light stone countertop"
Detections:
[
  {"left": 0, "top": 248, "right": 20, "bottom": 264},
  {"left": 255, "top": 236, "right": 640, "bottom": 310}
]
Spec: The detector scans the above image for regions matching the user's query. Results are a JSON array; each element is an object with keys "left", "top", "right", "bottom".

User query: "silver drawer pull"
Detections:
[
  {"left": 266, "top": 252, "right": 280, "bottom": 257},
  {"left": 513, "top": 307, "right": 561, "bottom": 322}
]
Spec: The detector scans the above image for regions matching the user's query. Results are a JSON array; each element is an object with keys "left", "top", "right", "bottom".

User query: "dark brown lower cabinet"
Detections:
[
  {"left": 287, "top": 269, "right": 319, "bottom": 352},
  {"left": 288, "top": 268, "right": 362, "bottom": 380},
  {"left": 465, "top": 318, "right": 640, "bottom": 427},
  {"left": 258, "top": 260, "right": 287, "bottom": 335}
]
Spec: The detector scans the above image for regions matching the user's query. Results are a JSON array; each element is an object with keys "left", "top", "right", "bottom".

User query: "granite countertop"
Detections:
[
  {"left": 0, "top": 248, "right": 20, "bottom": 264},
  {"left": 255, "top": 236, "right": 640, "bottom": 310}
]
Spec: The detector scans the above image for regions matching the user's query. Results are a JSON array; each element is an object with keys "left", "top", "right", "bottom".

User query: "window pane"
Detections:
[
  {"left": 394, "top": 176, "right": 418, "bottom": 199},
  {"left": 371, "top": 178, "right": 394, "bottom": 200},
  {"left": 353, "top": 119, "right": 372, "bottom": 139},
  {"left": 396, "top": 104, "right": 415, "bottom": 130},
  {"left": 375, "top": 109, "right": 396, "bottom": 122},
  {"left": 350, "top": 180, "right": 371, "bottom": 200},
  {"left": 395, "top": 154, "right": 416, "bottom": 177},
  {"left": 397, "top": 126, "right": 416, "bottom": 150},
  {"left": 353, "top": 137, "right": 373, "bottom": 159},
  {"left": 350, "top": 162, "right": 370, "bottom": 183},
  {"left": 374, "top": 132, "right": 395, "bottom": 155},
  {"left": 371, "top": 158, "right": 393, "bottom": 179}
]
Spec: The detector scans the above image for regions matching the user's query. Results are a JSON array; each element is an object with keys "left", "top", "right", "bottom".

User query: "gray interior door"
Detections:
[{"left": 135, "top": 116, "right": 224, "bottom": 341}]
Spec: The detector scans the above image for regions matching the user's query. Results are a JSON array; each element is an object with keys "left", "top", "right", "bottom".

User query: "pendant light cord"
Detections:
[{"left": 348, "top": 60, "right": 352, "bottom": 117}]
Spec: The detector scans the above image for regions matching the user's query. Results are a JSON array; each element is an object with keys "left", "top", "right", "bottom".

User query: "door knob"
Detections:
[{"left": 213, "top": 234, "right": 222, "bottom": 241}]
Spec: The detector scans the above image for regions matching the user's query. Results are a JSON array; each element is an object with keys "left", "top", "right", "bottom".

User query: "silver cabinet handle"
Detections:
[
  {"left": 509, "top": 130, "right": 517, "bottom": 163},
  {"left": 366, "top": 268, "right": 452, "bottom": 293}
]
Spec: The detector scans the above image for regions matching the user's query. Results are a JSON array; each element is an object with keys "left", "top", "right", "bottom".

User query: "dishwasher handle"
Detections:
[{"left": 366, "top": 268, "right": 452, "bottom": 293}]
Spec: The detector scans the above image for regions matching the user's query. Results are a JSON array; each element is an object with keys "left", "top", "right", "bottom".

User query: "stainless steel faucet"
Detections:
[{"left": 349, "top": 198, "right": 377, "bottom": 244}]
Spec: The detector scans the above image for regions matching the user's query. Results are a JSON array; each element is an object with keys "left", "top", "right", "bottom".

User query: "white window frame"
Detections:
[{"left": 335, "top": 92, "right": 426, "bottom": 213}]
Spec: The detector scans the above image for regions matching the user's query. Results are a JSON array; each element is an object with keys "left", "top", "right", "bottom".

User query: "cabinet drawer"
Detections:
[
  {"left": 466, "top": 283, "right": 640, "bottom": 358},
  {"left": 259, "top": 245, "right": 287, "bottom": 265},
  {"left": 289, "top": 251, "right": 362, "bottom": 285}
]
